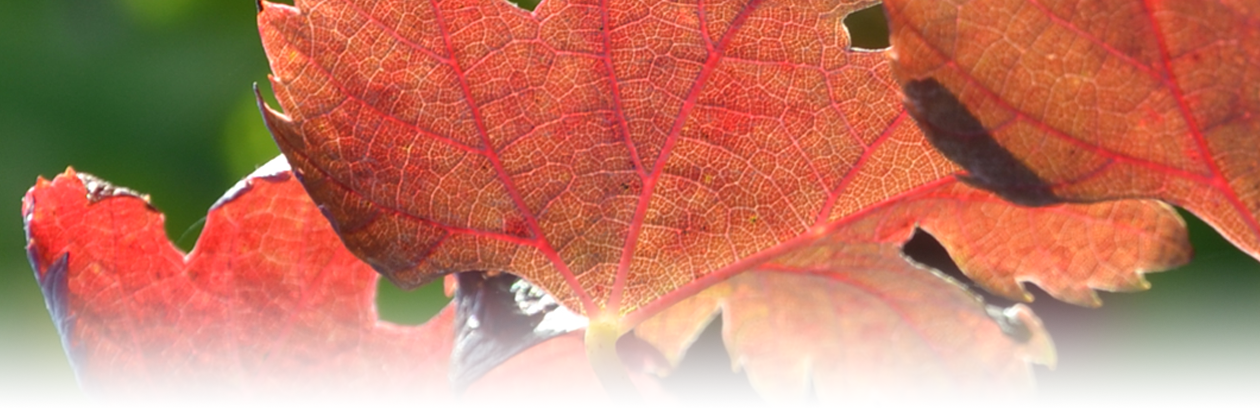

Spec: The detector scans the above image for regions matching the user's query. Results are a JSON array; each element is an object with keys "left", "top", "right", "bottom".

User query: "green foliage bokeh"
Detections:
[{"left": 1, "top": 0, "right": 1257, "bottom": 402}]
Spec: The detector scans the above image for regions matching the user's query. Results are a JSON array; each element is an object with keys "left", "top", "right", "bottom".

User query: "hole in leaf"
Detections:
[
  {"left": 901, "top": 228, "right": 967, "bottom": 281},
  {"left": 903, "top": 228, "right": 1038, "bottom": 305},
  {"left": 506, "top": 0, "right": 540, "bottom": 11},
  {"left": 375, "top": 276, "right": 451, "bottom": 325},
  {"left": 844, "top": 3, "right": 890, "bottom": 50},
  {"left": 658, "top": 316, "right": 761, "bottom": 403},
  {"left": 901, "top": 228, "right": 1019, "bottom": 305}
]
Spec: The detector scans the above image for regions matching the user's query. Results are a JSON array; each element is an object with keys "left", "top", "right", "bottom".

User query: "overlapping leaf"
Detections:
[
  {"left": 886, "top": 0, "right": 1260, "bottom": 261},
  {"left": 21, "top": 158, "right": 657, "bottom": 400}
]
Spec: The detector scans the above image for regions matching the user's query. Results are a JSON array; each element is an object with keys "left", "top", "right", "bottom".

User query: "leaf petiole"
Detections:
[{"left": 584, "top": 318, "right": 640, "bottom": 402}]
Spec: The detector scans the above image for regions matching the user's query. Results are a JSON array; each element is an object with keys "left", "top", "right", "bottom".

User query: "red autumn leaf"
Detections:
[
  {"left": 21, "top": 157, "right": 660, "bottom": 400},
  {"left": 886, "top": 0, "right": 1260, "bottom": 262},
  {"left": 256, "top": 0, "right": 964, "bottom": 326},
  {"left": 633, "top": 180, "right": 1186, "bottom": 401}
]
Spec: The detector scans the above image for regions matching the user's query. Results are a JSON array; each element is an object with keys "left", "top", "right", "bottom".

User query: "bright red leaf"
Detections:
[
  {"left": 21, "top": 158, "right": 659, "bottom": 400},
  {"left": 886, "top": 0, "right": 1260, "bottom": 262}
]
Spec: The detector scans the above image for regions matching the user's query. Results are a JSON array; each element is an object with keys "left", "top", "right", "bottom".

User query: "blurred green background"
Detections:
[{"left": 0, "top": 0, "right": 1256, "bottom": 404}]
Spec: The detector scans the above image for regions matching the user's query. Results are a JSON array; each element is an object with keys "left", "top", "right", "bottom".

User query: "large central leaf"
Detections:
[{"left": 259, "top": 0, "right": 959, "bottom": 323}]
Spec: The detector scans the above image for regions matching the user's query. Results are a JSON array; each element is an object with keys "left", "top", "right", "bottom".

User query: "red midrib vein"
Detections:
[
  {"left": 427, "top": 0, "right": 590, "bottom": 309},
  {"left": 610, "top": 0, "right": 764, "bottom": 315}
]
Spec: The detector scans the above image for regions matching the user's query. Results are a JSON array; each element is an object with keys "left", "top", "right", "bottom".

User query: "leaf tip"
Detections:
[
  {"left": 253, "top": 81, "right": 291, "bottom": 124},
  {"left": 252, "top": 82, "right": 276, "bottom": 119},
  {"left": 1018, "top": 289, "right": 1034, "bottom": 303},
  {"left": 1077, "top": 291, "right": 1104, "bottom": 308},
  {"left": 1004, "top": 278, "right": 1037, "bottom": 303},
  {"left": 24, "top": 177, "right": 51, "bottom": 217},
  {"left": 255, "top": 80, "right": 303, "bottom": 157},
  {"left": 1133, "top": 275, "right": 1152, "bottom": 291}
]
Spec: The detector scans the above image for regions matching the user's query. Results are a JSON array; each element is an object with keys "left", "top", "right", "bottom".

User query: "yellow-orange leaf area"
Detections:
[
  {"left": 887, "top": 0, "right": 1260, "bottom": 263},
  {"left": 257, "top": 0, "right": 1190, "bottom": 330}
]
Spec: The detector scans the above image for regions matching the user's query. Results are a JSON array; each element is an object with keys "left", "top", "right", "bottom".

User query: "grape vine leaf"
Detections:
[
  {"left": 21, "top": 157, "right": 659, "bottom": 400},
  {"left": 885, "top": 0, "right": 1260, "bottom": 262},
  {"left": 256, "top": 0, "right": 966, "bottom": 326}
]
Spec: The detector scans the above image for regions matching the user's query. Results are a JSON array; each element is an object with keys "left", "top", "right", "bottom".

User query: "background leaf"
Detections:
[
  {"left": 886, "top": 0, "right": 1260, "bottom": 260},
  {"left": 23, "top": 159, "right": 454, "bottom": 399}
]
